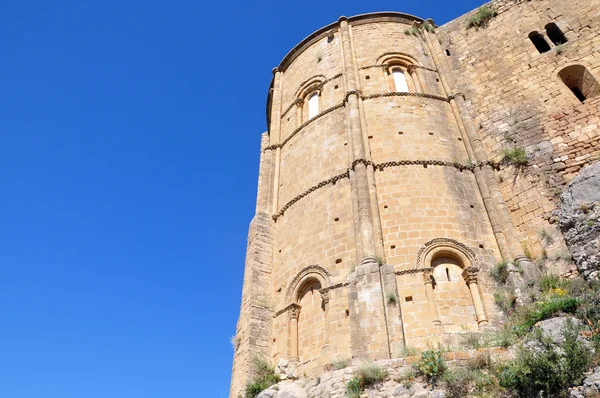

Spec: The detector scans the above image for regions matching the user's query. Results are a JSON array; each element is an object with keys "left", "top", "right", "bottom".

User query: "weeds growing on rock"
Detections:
[
  {"left": 502, "top": 147, "right": 529, "bottom": 166},
  {"left": 491, "top": 260, "right": 510, "bottom": 284},
  {"left": 467, "top": 5, "right": 498, "bottom": 29},
  {"left": 245, "top": 356, "right": 280, "bottom": 398}
]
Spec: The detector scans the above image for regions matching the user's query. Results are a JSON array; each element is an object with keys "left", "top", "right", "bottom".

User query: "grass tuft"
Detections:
[{"left": 467, "top": 5, "right": 498, "bottom": 29}]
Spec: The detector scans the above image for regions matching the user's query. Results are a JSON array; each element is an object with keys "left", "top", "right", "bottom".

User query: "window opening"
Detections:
[
  {"left": 545, "top": 23, "right": 567, "bottom": 45},
  {"left": 446, "top": 267, "right": 451, "bottom": 281},
  {"left": 529, "top": 31, "right": 551, "bottom": 53},
  {"left": 308, "top": 92, "right": 319, "bottom": 119},
  {"left": 558, "top": 65, "right": 600, "bottom": 102},
  {"left": 392, "top": 69, "right": 409, "bottom": 92}
]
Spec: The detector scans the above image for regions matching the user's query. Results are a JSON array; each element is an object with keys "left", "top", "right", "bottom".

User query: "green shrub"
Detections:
[
  {"left": 442, "top": 367, "right": 494, "bottom": 397},
  {"left": 404, "top": 27, "right": 421, "bottom": 36},
  {"left": 346, "top": 377, "right": 362, "bottom": 398},
  {"left": 346, "top": 363, "right": 388, "bottom": 397},
  {"left": 539, "top": 273, "right": 563, "bottom": 293},
  {"left": 356, "top": 363, "right": 388, "bottom": 388},
  {"left": 497, "top": 321, "right": 592, "bottom": 397},
  {"left": 494, "top": 290, "right": 517, "bottom": 313},
  {"left": 513, "top": 297, "right": 581, "bottom": 335},
  {"left": 502, "top": 147, "right": 529, "bottom": 166},
  {"left": 245, "top": 356, "right": 280, "bottom": 398},
  {"left": 423, "top": 21, "right": 435, "bottom": 32},
  {"left": 467, "top": 5, "right": 498, "bottom": 29},
  {"left": 491, "top": 325, "right": 517, "bottom": 348},
  {"left": 490, "top": 260, "right": 510, "bottom": 283},
  {"left": 461, "top": 332, "right": 485, "bottom": 349},
  {"left": 416, "top": 350, "right": 446, "bottom": 385},
  {"left": 331, "top": 358, "right": 350, "bottom": 370}
]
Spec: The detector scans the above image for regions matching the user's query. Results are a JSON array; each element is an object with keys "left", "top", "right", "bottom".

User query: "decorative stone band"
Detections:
[
  {"left": 272, "top": 170, "right": 350, "bottom": 221},
  {"left": 362, "top": 91, "right": 450, "bottom": 102},
  {"left": 359, "top": 64, "right": 438, "bottom": 73},
  {"left": 319, "top": 282, "right": 349, "bottom": 294},
  {"left": 274, "top": 282, "right": 350, "bottom": 319},
  {"left": 274, "top": 302, "right": 299, "bottom": 318},
  {"left": 265, "top": 103, "right": 345, "bottom": 151},
  {"left": 280, "top": 98, "right": 304, "bottom": 120},
  {"left": 394, "top": 268, "right": 430, "bottom": 276},
  {"left": 272, "top": 159, "right": 502, "bottom": 221},
  {"left": 375, "top": 159, "right": 500, "bottom": 172},
  {"left": 266, "top": 91, "right": 455, "bottom": 151}
]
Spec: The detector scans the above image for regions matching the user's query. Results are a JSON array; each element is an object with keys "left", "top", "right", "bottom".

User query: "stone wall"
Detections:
[{"left": 438, "top": 0, "right": 600, "bottom": 271}]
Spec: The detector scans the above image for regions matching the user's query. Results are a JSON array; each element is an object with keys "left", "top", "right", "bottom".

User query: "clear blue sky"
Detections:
[{"left": 0, "top": 1, "right": 485, "bottom": 397}]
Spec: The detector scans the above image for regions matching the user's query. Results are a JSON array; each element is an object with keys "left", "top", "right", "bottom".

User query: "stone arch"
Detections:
[
  {"left": 416, "top": 239, "right": 487, "bottom": 330},
  {"left": 557, "top": 64, "right": 600, "bottom": 102},
  {"left": 528, "top": 31, "right": 551, "bottom": 54},
  {"left": 286, "top": 265, "right": 331, "bottom": 303},
  {"left": 416, "top": 238, "right": 477, "bottom": 270},
  {"left": 377, "top": 52, "right": 422, "bottom": 93},
  {"left": 285, "top": 266, "right": 331, "bottom": 362}
]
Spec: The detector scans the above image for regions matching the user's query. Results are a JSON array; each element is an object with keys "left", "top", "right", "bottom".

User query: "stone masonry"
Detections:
[{"left": 231, "top": 2, "right": 600, "bottom": 397}]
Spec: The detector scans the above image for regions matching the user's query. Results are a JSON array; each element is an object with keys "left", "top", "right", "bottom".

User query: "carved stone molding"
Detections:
[
  {"left": 285, "top": 265, "right": 332, "bottom": 302},
  {"left": 462, "top": 266, "right": 480, "bottom": 284},
  {"left": 288, "top": 303, "right": 301, "bottom": 320},
  {"left": 416, "top": 238, "right": 478, "bottom": 269}
]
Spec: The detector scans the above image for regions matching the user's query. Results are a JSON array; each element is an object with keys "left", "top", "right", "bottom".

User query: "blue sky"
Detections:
[{"left": 0, "top": 1, "right": 485, "bottom": 397}]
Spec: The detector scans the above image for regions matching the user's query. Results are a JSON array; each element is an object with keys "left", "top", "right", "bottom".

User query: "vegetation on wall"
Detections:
[
  {"left": 346, "top": 363, "right": 388, "bottom": 398},
  {"left": 245, "top": 356, "right": 280, "bottom": 398},
  {"left": 467, "top": 5, "right": 498, "bottom": 29},
  {"left": 502, "top": 146, "right": 529, "bottom": 166}
]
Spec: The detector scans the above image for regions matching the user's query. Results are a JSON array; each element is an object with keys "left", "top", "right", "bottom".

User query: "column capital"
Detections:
[
  {"left": 318, "top": 289, "right": 330, "bottom": 305},
  {"left": 289, "top": 303, "right": 301, "bottom": 320},
  {"left": 422, "top": 267, "right": 434, "bottom": 283},
  {"left": 462, "top": 266, "right": 480, "bottom": 284}
]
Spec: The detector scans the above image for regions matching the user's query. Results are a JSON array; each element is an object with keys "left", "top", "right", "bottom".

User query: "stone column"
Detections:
[
  {"left": 462, "top": 267, "right": 488, "bottom": 325},
  {"left": 269, "top": 68, "right": 283, "bottom": 215},
  {"left": 339, "top": 16, "right": 376, "bottom": 263},
  {"left": 407, "top": 65, "right": 423, "bottom": 93},
  {"left": 423, "top": 268, "right": 441, "bottom": 326},
  {"left": 289, "top": 304, "right": 301, "bottom": 360},
  {"left": 339, "top": 16, "right": 390, "bottom": 361}
]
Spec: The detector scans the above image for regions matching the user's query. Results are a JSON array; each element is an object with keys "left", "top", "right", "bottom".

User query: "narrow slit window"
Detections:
[
  {"left": 308, "top": 92, "right": 319, "bottom": 119},
  {"left": 446, "top": 267, "right": 451, "bottom": 281},
  {"left": 545, "top": 23, "right": 567, "bottom": 45},
  {"left": 392, "top": 69, "right": 409, "bottom": 93},
  {"left": 529, "top": 31, "right": 551, "bottom": 53}
]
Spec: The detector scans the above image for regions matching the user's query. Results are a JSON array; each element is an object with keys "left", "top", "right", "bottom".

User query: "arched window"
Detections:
[
  {"left": 307, "top": 92, "right": 319, "bottom": 119},
  {"left": 297, "top": 279, "right": 325, "bottom": 364},
  {"left": 545, "top": 23, "right": 568, "bottom": 45},
  {"left": 529, "top": 31, "right": 551, "bottom": 53},
  {"left": 392, "top": 69, "right": 409, "bottom": 92},
  {"left": 431, "top": 255, "right": 478, "bottom": 332},
  {"left": 558, "top": 65, "right": 600, "bottom": 102}
]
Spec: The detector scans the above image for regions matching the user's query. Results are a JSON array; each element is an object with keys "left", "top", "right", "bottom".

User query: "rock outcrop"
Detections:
[{"left": 559, "top": 162, "right": 600, "bottom": 280}]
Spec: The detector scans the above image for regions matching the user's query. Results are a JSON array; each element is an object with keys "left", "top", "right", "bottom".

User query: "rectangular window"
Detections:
[{"left": 392, "top": 70, "right": 409, "bottom": 92}]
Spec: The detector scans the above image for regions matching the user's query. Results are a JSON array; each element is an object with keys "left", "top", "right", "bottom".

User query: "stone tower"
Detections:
[{"left": 230, "top": 2, "right": 600, "bottom": 396}]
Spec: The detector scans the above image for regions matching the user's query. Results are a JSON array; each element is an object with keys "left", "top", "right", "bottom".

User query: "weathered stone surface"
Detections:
[
  {"left": 559, "top": 162, "right": 600, "bottom": 280},
  {"left": 257, "top": 382, "right": 308, "bottom": 398},
  {"left": 570, "top": 366, "right": 600, "bottom": 397}
]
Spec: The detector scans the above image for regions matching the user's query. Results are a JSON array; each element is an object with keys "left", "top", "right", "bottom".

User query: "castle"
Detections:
[{"left": 230, "top": 0, "right": 600, "bottom": 396}]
